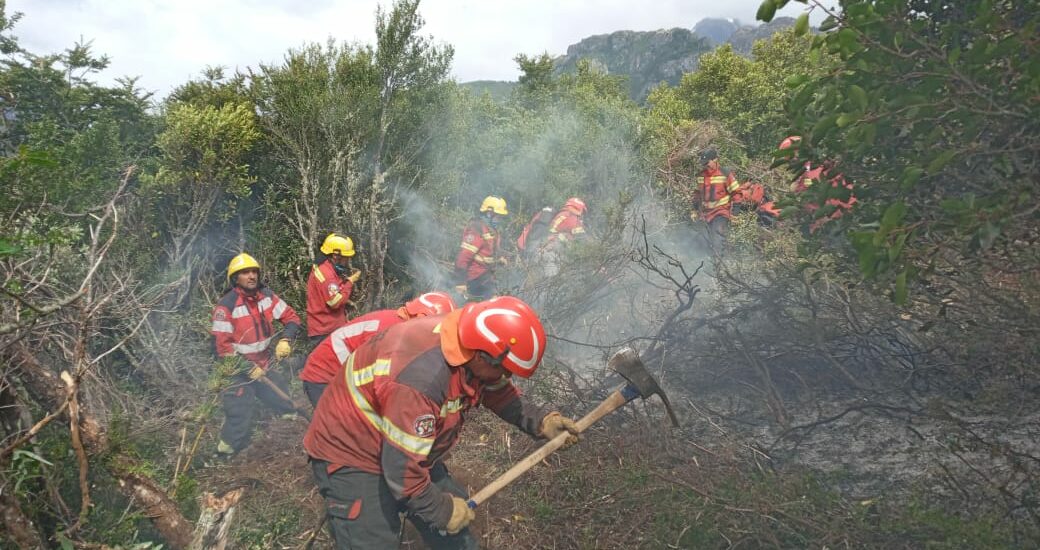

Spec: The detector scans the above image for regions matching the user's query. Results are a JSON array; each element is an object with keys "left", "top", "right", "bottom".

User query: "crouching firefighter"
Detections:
[
  {"left": 211, "top": 253, "right": 301, "bottom": 457},
  {"left": 304, "top": 296, "right": 580, "bottom": 549}
]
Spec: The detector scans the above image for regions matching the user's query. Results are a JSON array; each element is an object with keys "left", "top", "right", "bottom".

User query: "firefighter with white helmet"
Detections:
[{"left": 304, "top": 295, "right": 578, "bottom": 548}]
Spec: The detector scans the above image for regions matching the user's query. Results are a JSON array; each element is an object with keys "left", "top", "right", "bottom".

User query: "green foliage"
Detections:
[
  {"left": 0, "top": 32, "right": 155, "bottom": 244},
  {"left": 764, "top": 0, "right": 1040, "bottom": 295},
  {"left": 153, "top": 102, "right": 259, "bottom": 199},
  {"left": 654, "top": 30, "right": 826, "bottom": 157}
]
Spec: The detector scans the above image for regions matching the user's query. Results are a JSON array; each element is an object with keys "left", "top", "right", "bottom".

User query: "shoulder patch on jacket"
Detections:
[{"left": 217, "top": 290, "right": 239, "bottom": 310}]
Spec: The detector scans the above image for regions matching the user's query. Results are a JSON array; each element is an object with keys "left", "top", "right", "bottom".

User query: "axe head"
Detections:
[{"left": 608, "top": 347, "right": 681, "bottom": 427}]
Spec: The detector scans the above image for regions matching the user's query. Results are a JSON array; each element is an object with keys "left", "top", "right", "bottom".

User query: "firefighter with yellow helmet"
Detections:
[
  {"left": 211, "top": 253, "right": 302, "bottom": 456},
  {"left": 453, "top": 196, "right": 508, "bottom": 300},
  {"left": 307, "top": 233, "right": 361, "bottom": 344}
]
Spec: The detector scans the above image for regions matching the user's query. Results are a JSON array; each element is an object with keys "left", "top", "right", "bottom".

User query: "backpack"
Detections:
[{"left": 517, "top": 207, "right": 554, "bottom": 253}]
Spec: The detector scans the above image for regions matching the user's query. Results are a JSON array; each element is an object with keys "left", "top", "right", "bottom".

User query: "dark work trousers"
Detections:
[
  {"left": 303, "top": 381, "right": 328, "bottom": 408},
  {"left": 309, "top": 459, "right": 479, "bottom": 550},
  {"left": 704, "top": 215, "right": 730, "bottom": 252},
  {"left": 220, "top": 369, "right": 295, "bottom": 452},
  {"left": 465, "top": 271, "right": 496, "bottom": 301}
]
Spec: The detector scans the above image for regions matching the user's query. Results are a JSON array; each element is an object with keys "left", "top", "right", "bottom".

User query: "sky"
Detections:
[{"left": 7, "top": 0, "right": 821, "bottom": 99}]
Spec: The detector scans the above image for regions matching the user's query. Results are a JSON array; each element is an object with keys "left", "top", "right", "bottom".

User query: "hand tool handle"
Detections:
[
  {"left": 257, "top": 374, "right": 312, "bottom": 421},
  {"left": 467, "top": 385, "right": 636, "bottom": 508}
]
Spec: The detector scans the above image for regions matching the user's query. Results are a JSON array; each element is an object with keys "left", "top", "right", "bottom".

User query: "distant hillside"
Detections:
[
  {"left": 692, "top": 18, "right": 741, "bottom": 45},
  {"left": 727, "top": 16, "right": 798, "bottom": 54},
  {"left": 460, "top": 17, "right": 797, "bottom": 103},
  {"left": 459, "top": 80, "right": 516, "bottom": 102},
  {"left": 553, "top": 28, "right": 711, "bottom": 102}
]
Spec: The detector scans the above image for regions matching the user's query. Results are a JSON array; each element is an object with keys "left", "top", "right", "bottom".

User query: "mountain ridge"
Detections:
[{"left": 461, "top": 17, "right": 797, "bottom": 102}]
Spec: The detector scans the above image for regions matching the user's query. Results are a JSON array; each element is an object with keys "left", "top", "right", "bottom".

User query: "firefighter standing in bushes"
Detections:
[
  {"left": 307, "top": 233, "right": 361, "bottom": 345},
  {"left": 211, "top": 253, "right": 301, "bottom": 457},
  {"left": 691, "top": 148, "right": 743, "bottom": 249},
  {"left": 304, "top": 296, "right": 579, "bottom": 549},
  {"left": 298, "top": 291, "right": 456, "bottom": 407},
  {"left": 453, "top": 196, "right": 508, "bottom": 301}
]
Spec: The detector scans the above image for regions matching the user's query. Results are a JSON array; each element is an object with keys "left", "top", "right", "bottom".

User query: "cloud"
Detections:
[{"left": 7, "top": 0, "right": 824, "bottom": 97}]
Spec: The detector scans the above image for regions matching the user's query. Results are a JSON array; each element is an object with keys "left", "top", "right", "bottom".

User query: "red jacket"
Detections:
[
  {"left": 808, "top": 172, "right": 857, "bottom": 233},
  {"left": 299, "top": 308, "right": 406, "bottom": 384},
  {"left": 695, "top": 167, "right": 742, "bottom": 222},
  {"left": 304, "top": 312, "right": 545, "bottom": 529},
  {"left": 546, "top": 209, "right": 585, "bottom": 243},
  {"left": 454, "top": 218, "right": 501, "bottom": 282},
  {"left": 306, "top": 259, "right": 355, "bottom": 337},
  {"left": 211, "top": 287, "right": 301, "bottom": 369}
]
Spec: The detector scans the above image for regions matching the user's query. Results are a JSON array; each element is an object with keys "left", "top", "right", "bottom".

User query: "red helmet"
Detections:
[
  {"left": 404, "top": 291, "right": 457, "bottom": 317},
  {"left": 564, "top": 197, "right": 587, "bottom": 215},
  {"left": 457, "top": 296, "right": 546, "bottom": 378}
]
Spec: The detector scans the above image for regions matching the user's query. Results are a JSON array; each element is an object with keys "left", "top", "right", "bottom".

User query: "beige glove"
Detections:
[
  {"left": 689, "top": 210, "right": 699, "bottom": 222},
  {"left": 454, "top": 284, "right": 468, "bottom": 296},
  {"left": 248, "top": 365, "right": 266, "bottom": 380},
  {"left": 347, "top": 268, "right": 361, "bottom": 283},
  {"left": 444, "top": 496, "right": 476, "bottom": 534},
  {"left": 274, "top": 338, "right": 291, "bottom": 359},
  {"left": 497, "top": 256, "right": 509, "bottom": 266},
  {"left": 540, "top": 412, "right": 580, "bottom": 449}
]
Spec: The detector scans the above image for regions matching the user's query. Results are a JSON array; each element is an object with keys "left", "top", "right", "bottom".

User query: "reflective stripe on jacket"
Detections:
[
  {"left": 454, "top": 218, "right": 500, "bottom": 282},
  {"left": 697, "top": 167, "right": 742, "bottom": 221},
  {"left": 306, "top": 259, "right": 354, "bottom": 337},
  {"left": 547, "top": 209, "right": 585, "bottom": 243},
  {"left": 299, "top": 308, "right": 405, "bottom": 384},
  {"left": 211, "top": 287, "right": 301, "bottom": 368},
  {"left": 304, "top": 312, "right": 545, "bottom": 529}
]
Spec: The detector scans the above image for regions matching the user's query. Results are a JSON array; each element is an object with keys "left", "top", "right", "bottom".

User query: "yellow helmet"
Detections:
[
  {"left": 320, "top": 233, "right": 355, "bottom": 257},
  {"left": 479, "top": 196, "right": 508, "bottom": 215},
  {"left": 227, "top": 253, "right": 260, "bottom": 283}
]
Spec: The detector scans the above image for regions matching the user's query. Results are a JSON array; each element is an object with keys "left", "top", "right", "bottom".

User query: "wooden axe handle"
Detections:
[
  {"left": 467, "top": 388, "right": 631, "bottom": 508},
  {"left": 256, "top": 374, "right": 311, "bottom": 421}
]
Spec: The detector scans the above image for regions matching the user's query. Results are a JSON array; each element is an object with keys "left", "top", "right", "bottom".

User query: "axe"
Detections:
[
  {"left": 255, "top": 373, "right": 312, "bottom": 421},
  {"left": 466, "top": 347, "right": 679, "bottom": 509}
]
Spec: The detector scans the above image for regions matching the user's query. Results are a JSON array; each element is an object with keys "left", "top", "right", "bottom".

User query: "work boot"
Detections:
[{"left": 205, "top": 439, "right": 236, "bottom": 467}]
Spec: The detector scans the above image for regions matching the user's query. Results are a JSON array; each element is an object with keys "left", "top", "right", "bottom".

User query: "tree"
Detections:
[
  {"left": 148, "top": 102, "right": 260, "bottom": 286},
  {"left": 653, "top": 29, "right": 821, "bottom": 157}
]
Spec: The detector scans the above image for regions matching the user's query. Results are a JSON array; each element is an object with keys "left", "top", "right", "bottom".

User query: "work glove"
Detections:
[
  {"left": 539, "top": 412, "right": 580, "bottom": 449},
  {"left": 689, "top": 210, "right": 699, "bottom": 222},
  {"left": 497, "top": 256, "right": 509, "bottom": 266},
  {"left": 454, "top": 284, "right": 469, "bottom": 297},
  {"left": 443, "top": 496, "right": 476, "bottom": 535},
  {"left": 274, "top": 338, "right": 292, "bottom": 359},
  {"left": 347, "top": 268, "right": 361, "bottom": 284},
  {"left": 248, "top": 365, "right": 266, "bottom": 380}
]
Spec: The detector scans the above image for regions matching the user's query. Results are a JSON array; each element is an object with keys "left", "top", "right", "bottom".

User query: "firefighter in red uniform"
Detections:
[
  {"left": 211, "top": 253, "right": 302, "bottom": 456},
  {"left": 299, "top": 291, "right": 456, "bottom": 407},
  {"left": 304, "top": 296, "right": 579, "bottom": 549},
  {"left": 546, "top": 197, "right": 588, "bottom": 246},
  {"left": 778, "top": 136, "right": 856, "bottom": 233},
  {"left": 453, "top": 196, "right": 508, "bottom": 301},
  {"left": 307, "top": 233, "right": 361, "bottom": 344},
  {"left": 691, "top": 148, "right": 743, "bottom": 248}
]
